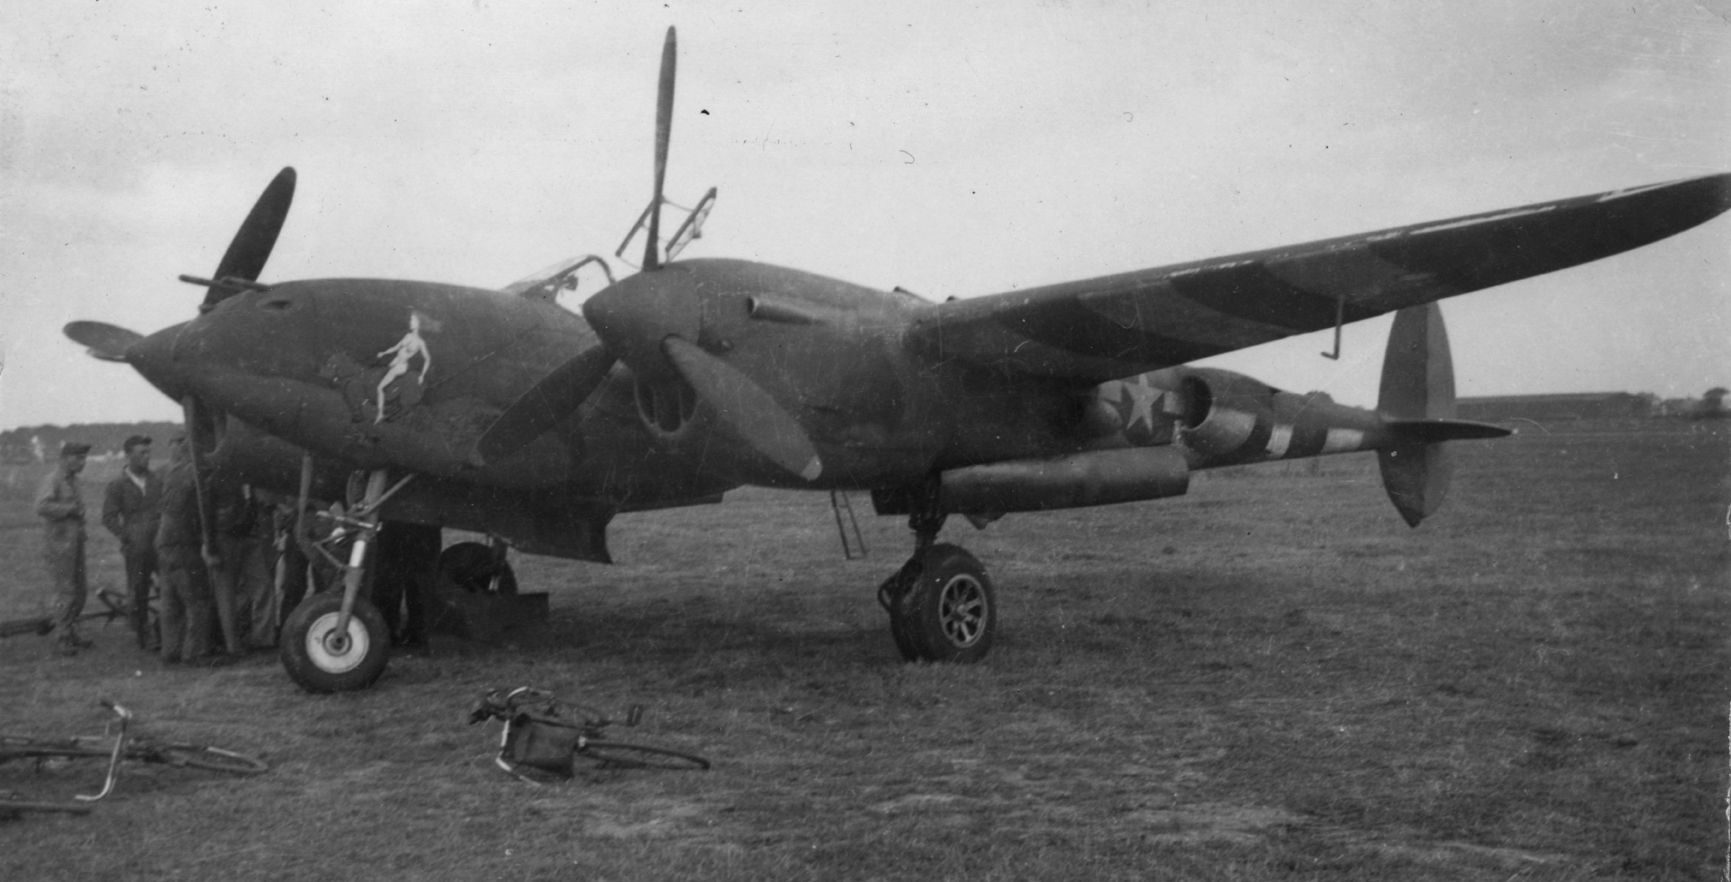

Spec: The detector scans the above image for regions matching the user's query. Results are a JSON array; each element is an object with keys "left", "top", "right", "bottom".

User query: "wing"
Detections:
[{"left": 904, "top": 173, "right": 1731, "bottom": 382}]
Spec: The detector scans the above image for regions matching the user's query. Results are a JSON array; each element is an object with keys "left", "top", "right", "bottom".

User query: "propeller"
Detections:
[
  {"left": 64, "top": 321, "right": 143, "bottom": 362},
  {"left": 474, "top": 29, "right": 678, "bottom": 462},
  {"left": 202, "top": 167, "right": 296, "bottom": 312},
  {"left": 182, "top": 396, "right": 217, "bottom": 556},
  {"left": 642, "top": 27, "right": 677, "bottom": 272},
  {"left": 663, "top": 337, "right": 822, "bottom": 481},
  {"left": 64, "top": 166, "right": 296, "bottom": 357},
  {"left": 475, "top": 345, "right": 617, "bottom": 462},
  {"left": 482, "top": 28, "right": 823, "bottom": 483},
  {"left": 64, "top": 169, "right": 297, "bottom": 547}
]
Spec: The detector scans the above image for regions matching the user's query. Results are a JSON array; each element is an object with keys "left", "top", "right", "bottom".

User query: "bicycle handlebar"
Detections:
[{"left": 467, "top": 686, "right": 636, "bottom": 730}]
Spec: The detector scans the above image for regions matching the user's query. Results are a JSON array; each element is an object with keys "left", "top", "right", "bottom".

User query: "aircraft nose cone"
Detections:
[
  {"left": 582, "top": 269, "right": 703, "bottom": 378},
  {"left": 126, "top": 322, "right": 193, "bottom": 399}
]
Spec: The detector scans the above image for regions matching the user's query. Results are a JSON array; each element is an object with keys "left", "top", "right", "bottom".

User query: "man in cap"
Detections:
[
  {"left": 35, "top": 441, "right": 93, "bottom": 655},
  {"left": 102, "top": 434, "right": 163, "bottom": 650}
]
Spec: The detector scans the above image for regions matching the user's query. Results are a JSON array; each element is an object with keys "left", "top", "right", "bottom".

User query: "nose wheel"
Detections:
[
  {"left": 281, "top": 591, "right": 391, "bottom": 692},
  {"left": 878, "top": 510, "right": 997, "bottom": 663}
]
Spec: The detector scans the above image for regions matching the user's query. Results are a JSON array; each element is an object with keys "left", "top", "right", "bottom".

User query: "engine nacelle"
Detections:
[{"left": 1172, "top": 368, "right": 1278, "bottom": 465}]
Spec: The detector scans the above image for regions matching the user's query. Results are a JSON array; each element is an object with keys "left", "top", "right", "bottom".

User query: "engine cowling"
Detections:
[{"left": 1172, "top": 368, "right": 1277, "bottom": 465}]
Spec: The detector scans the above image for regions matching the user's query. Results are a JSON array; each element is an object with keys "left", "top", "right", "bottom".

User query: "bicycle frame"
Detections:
[
  {"left": 77, "top": 700, "right": 133, "bottom": 802},
  {"left": 0, "top": 588, "right": 141, "bottom": 641},
  {"left": 3, "top": 700, "right": 267, "bottom": 811},
  {"left": 472, "top": 686, "right": 645, "bottom": 783}
]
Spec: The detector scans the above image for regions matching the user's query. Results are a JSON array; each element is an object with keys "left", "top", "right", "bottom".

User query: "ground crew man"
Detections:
[
  {"left": 35, "top": 441, "right": 93, "bottom": 656},
  {"left": 155, "top": 437, "right": 215, "bottom": 663},
  {"left": 373, "top": 521, "right": 441, "bottom": 649},
  {"left": 212, "top": 480, "right": 275, "bottom": 650},
  {"left": 102, "top": 434, "right": 163, "bottom": 650}
]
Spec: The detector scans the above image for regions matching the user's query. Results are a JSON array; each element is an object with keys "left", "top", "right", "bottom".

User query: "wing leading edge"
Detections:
[{"left": 904, "top": 173, "right": 1731, "bottom": 383}]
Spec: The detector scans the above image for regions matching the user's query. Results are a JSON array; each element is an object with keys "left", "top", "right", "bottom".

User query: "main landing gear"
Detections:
[{"left": 876, "top": 510, "right": 996, "bottom": 663}]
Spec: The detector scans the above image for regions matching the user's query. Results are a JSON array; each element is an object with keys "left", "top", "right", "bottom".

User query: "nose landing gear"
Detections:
[{"left": 280, "top": 468, "right": 404, "bottom": 693}]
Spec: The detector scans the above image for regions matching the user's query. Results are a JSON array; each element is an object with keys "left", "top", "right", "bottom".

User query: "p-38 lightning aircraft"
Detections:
[{"left": 66, "top": 28, "right": 1731, "bottom": 692}]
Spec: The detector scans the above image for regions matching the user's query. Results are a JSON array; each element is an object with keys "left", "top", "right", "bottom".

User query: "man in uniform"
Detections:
[
  {"left": 35, "top": 441, "right": 93, "bottom": 656},
  {"left": 102, "top": 435, "right": 162, "bottom": 650},
  {"left": 154, "top": 436, "right": 215, "bottom": 663}
]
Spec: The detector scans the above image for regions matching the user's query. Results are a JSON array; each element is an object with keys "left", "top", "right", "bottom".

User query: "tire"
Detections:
[
  {"left": 155, "top": 745, "right": 269, "bottom": 775},
  {"left": 892, "top": 544, "right": 996, "bottom": 664},
  {"left": 578, "top": 740, "right": 711, "bottom": 771},
  {"left": 437, "top": 542, "right": 517, "bottom": 595},
  {"left": 279, "top": 592, "right": 392, "bottom": 693},
  {"left": 878, "top": 562, "right": 924, "bottom": 662}
]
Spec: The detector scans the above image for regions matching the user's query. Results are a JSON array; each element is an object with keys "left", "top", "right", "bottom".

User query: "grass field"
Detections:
[{"left": 1, "top": 419, "right": 1725, "bottom": 880}]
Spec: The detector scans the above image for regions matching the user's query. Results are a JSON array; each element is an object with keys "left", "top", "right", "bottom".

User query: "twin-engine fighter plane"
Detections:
[{"left": 66, "top": 28, "right": 1731, "bottom": 692}]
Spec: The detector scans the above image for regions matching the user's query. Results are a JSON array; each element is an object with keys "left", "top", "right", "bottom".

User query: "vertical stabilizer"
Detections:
[{"left": 1377, "top": 303, "right": 1455, "bottom": 526}]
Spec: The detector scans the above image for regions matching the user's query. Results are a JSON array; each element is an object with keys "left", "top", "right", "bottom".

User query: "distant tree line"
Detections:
[
  {"left": 0, "top": 421, "right": 184, "bottom": 464},
  {"left": 1458, "top": 388, "right": 1727, "bottom": 422}
]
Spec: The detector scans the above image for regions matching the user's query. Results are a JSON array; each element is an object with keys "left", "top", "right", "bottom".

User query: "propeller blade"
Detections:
[
  {"left": 476, "top": 346, "right": 616, "bottom": 463},
  {"left": 63, "top": 321, "right": 144, "bottom": 362},
  {"left": 202, "top": 166, "right": 297, "bottom": 312},
  {"left": 181, "top": 396, "right": 216, "bottom": 554},
  {"left": 642, "top": 27, "right": 677, "bottom": 271},
  {"left": 663, "top": 336, "right": 823, "bottom": 481}
]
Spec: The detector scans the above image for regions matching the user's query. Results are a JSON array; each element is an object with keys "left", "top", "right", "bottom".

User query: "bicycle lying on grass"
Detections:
[
  {"left": 0, "top": 587, "right": 152, "bottom": 640},
  {"left": 0, "top": 699, "right": 268, "bottom": 816},
  {"left": 469, "top": 686, "right": 710, "bottom": 781}
]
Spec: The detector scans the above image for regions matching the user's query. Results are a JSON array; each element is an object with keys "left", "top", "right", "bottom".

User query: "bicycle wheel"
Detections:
[
  {"left": 0, "top": 799, "right": 93, "bottom": 816},
  {"left": 154, "top": 745, "right": 269, "bottom": 775},
  {"left": 0, "top": 736, "right": 110, "bottom": 764},
  {"left": 578, "top": 740, "right": 710, "bottom": 771}
]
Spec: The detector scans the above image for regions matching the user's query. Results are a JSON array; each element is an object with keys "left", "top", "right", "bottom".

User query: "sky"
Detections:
[{"left": 2, "top": 0, "right": 1727, "bottom": 430}]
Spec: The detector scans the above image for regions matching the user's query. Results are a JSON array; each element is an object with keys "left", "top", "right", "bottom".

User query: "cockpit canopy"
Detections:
[{"left": 502, "top": 254, "right": 617, "bottom": 308}]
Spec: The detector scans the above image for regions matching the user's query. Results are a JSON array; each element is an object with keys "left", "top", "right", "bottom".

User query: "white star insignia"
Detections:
[{"left": 1118, "top": 374, "right": 1159, "bottom": 432}]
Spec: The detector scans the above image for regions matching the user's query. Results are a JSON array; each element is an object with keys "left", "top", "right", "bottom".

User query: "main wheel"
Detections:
[
  {"left": 279, "top": 592, "right": 392, "bottom": 693},
  {"left": 578, "top": 740, "right": 711, "bottom": 771},
  {"left": 157, "top": 745, "right": 270, "bottom": 775},
  {"left": 437, "top": 542, "right": 517, "bottom": 595},
  {"left": 890, "top": 544, "right": 996, "bottom": 664}
]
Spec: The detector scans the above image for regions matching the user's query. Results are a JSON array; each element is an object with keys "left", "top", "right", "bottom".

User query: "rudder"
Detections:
[{"left": 1376, "top": 303, "right": 1455, "bottom": 527}]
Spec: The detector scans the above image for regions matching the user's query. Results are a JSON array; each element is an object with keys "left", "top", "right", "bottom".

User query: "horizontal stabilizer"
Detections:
[{"left": 1384, "top": 418, "right": 1511, "bottom": 443}]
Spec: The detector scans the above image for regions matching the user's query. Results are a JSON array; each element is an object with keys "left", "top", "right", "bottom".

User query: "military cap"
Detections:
[
  {"left": 122, "top": 434, "right": 152, "bottom": 450},
  {"left": 60, "top": 441, "right": 92, "bottom": 456}
]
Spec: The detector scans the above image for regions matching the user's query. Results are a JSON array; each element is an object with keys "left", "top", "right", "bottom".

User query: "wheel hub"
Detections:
[
  {"left": 937, "top": 575, "right": 986, "bottom": 647},
  {"left": 306, "top": 611, "right": 369, "bottom": 673}
]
